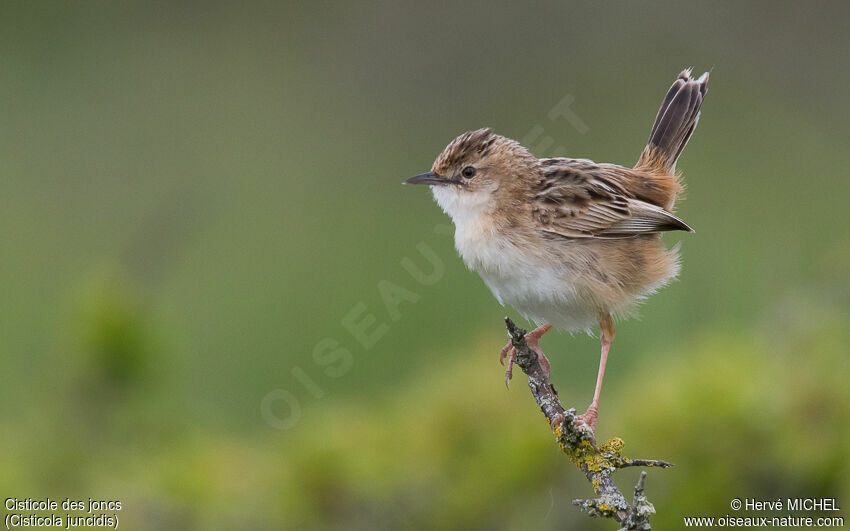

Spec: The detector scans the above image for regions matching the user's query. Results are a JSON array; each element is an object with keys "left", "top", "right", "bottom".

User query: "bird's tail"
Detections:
[{"left": 636, "top": 69, "right": 708, "bottom": 174}]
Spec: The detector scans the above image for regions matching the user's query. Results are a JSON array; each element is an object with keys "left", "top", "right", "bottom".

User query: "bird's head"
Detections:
[{"left": 404, "top": 128, "right": 538, "bottom": 222}]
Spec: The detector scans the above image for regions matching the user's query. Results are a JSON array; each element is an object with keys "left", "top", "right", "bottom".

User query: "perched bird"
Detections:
[{"left": 404, "top": 70, "right": 707, "bottom": 430}]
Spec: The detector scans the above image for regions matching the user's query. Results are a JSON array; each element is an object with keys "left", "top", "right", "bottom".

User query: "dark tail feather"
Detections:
[{"left": 636, "top": 69, "right": 708, "bottom": 173}]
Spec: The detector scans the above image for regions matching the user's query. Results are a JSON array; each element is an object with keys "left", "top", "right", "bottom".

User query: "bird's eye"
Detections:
[{"left": 461, "top": 166, "right": 476, "bottom": 178}]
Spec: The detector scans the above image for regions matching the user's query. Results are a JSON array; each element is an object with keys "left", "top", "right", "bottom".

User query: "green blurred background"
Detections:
[{"left": 1, "top": 1, "right": 848, "bottom": 529}]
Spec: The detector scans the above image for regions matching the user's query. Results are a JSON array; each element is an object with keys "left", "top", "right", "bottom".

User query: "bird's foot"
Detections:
[
  {"left": 499, "top": 325, "right": 553, "bottom": 388},
  {"left": 574, "top": 403, "right": 598, "bottom": 432},
  {"left": 499, "top": 341, "right": 517, "bottom": 388}
]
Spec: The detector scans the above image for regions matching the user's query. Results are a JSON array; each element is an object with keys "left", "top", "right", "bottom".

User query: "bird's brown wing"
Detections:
[{"left": 532, "top": 159, "right": 692, "bottom": 239}]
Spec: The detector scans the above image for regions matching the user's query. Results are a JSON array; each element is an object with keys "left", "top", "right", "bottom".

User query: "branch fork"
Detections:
[{"left": 504, "top": 317, "right": 671, "bottom": 530}]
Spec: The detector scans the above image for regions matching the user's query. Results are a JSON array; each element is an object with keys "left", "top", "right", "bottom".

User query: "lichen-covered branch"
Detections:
[{"left": 504, "top": 317, "right": 672, "bottom": 530}]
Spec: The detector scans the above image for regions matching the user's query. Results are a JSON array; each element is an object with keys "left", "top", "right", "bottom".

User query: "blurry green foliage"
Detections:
[{"left": 77, "top": 270, "right": 151, "bottom": 387}]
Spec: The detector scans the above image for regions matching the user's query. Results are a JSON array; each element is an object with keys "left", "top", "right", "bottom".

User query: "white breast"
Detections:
[{"left": 433, "top": 186, "right": 598, "bottom": 331}]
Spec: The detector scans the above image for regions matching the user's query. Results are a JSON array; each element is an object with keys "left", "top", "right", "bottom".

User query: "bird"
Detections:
[{"left": 403, "top": 69, "right": 708, "bottom": 430}]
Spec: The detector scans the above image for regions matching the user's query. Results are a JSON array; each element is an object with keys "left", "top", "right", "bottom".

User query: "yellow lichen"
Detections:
[
  {"left": 562, "top": 436, "right": 631, "bottom": 492},
  {"left": 596, "top": 501, "right": 613, "bottom": 513},
  {"left": 602, "top": 437, "right": 624, "bottom": 454}
]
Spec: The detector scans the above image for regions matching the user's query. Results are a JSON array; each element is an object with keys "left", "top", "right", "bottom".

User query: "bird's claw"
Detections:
[
  {"left": 499, "top": 326, "right": 552, "bottom": 388},
  {"left": 574, "top": 404, "right": 599, "bottom": 432},
  {"left": 499, "top": 341, "right": 513, "bottom": 367},
  {"left": 549, "top": 413, "right": 564, "bottom": 431},
  {"left": 501, "top": 341, "right": 517, "bottom": 388}
]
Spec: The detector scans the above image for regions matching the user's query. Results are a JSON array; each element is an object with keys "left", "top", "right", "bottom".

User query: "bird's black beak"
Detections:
[{"left": 403, "top": 171, "right": 449, "bottom": 186}]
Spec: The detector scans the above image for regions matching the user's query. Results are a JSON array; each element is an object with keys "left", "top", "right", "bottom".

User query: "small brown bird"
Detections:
[{"left": 404, "top": 70, "right": 708, "bottom": 430}]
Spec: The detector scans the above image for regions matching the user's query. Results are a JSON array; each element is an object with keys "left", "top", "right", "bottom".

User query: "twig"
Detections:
[
  {"left": 504, "top": 317, "right": 671, "bottom": 530},
  {"left": 618, "top": 459, "right": 673, "bottom": 469}
]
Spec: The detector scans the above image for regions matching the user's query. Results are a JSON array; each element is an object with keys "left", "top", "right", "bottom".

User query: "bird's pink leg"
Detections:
[
  {"left": 576, "top": 315, "right": 615, "bottom": 431},
  {"left": 500, "top": 325, "right": 553, "bottom": 388}
]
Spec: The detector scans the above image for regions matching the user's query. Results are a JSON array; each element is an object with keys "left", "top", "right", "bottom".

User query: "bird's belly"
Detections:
[
  {"left": 481, "top": 268, "right": 599, "bottom": 331},
  {"left": 455, "top": 229, "right": 598, "bottom": 331}
]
